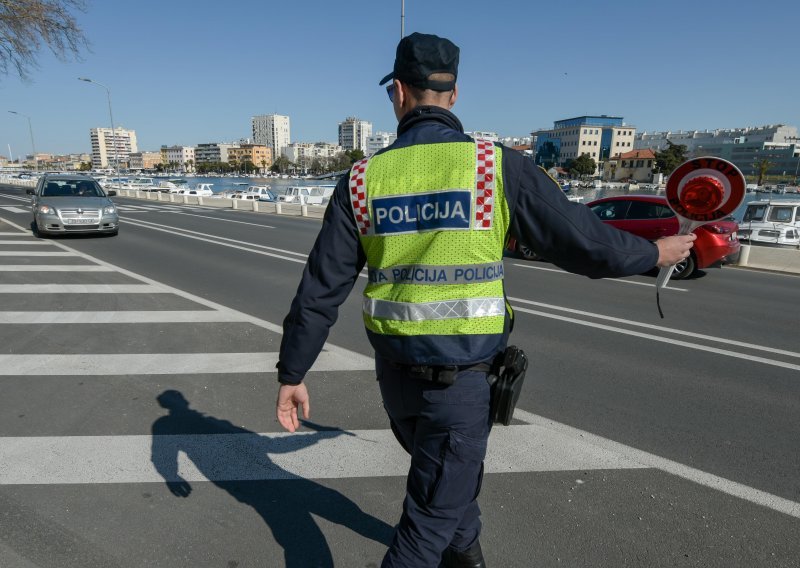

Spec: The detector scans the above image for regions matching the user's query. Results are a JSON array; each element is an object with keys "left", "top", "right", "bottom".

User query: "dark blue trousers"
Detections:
[{"left": 377, "top": 356, "right": 492, "bottom": 568}]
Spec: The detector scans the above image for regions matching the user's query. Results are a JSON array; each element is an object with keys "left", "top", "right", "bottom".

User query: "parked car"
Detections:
[
  {"left": 586, "top": 195, "right": 740, "bottom": 279},
  {"left": 27, "top": 174, "right": 119, "bottom": 236}
]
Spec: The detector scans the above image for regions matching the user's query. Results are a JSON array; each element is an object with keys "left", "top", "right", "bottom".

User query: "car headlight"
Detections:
[
  {"left": 103, "top": 205, "right": 116, "bottom": 214},
  {"left": 38, "top": 205, "right": 53, "bottom": 214}
]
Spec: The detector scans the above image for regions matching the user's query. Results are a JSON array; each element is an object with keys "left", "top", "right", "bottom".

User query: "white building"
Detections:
[
  {"left": 366, "top": 132, "right": 397, "bottom": 156},
  {"left": 162, "top": 145, "right": 196, "bottom": 171},
  {"left": 634, "top": 124, "right": 799, "bottom": 152},
  {"left": 252, "top": 114, "right": 291, "bottom": 162},
  {"left": 466, "top": 131, "right": 499, "bottom": 142},
  {"left": 338, "top": 117, "right": 373, "bottom": 152},
  {"left": 90, "top": 127, "right": 138, "bottom": 169}
]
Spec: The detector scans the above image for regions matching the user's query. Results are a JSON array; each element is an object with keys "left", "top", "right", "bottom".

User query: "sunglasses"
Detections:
[{"left": 386, "top": 84, "right": 395, "bottom": 102}]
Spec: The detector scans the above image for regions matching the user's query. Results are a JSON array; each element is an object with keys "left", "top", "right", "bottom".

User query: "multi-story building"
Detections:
[
  {"left": 283, "top": 142, "right": 343, "bottom": 171},
  {"left": 194, "top": 143, "right": 236, "bottom": 165},
  {"left": 228, "top": 144, "right": 273, "bottom": 172},
  {"left": 366, "top": 132, "right": 397, "bottom": 156},
  {"left": 90, "top": 127, "right": 138, "bottom": 169},
  {"left": 160, "top": 145, "right": 196, "bottom": 172},
  {"left": 129, "top": 151, "right": 162, "bottom": 171},
  {"left": 465, "top": 131, "right": 499, "bottom": 142},
  {"left": 603, "top": 149, "right": 657, "bottom": 182},
  {"left": 533, "top": 116, "right": 635, "bottom": 171},
  {"left": 252, "top": 115, "right": 291, "bottom": 162},
  {"left": 338, "top": 117, "right": 372, "bottom": 152},
  {"left": 634, "top": 124, "right": 800, "bottom": 179}
]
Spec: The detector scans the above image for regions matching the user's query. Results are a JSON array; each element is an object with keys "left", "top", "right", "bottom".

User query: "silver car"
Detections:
[{"left": 28, "top": 175, "right": 119, "bottom": 236}]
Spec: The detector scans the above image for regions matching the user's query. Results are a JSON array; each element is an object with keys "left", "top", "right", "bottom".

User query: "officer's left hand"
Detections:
[{"left": 276, "top": 383, "right": 310, "bottom": 433}]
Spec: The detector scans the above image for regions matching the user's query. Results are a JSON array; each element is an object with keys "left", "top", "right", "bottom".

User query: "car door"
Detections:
[{"left": 615, "top": 200, "right": 678, "bottom": 241}]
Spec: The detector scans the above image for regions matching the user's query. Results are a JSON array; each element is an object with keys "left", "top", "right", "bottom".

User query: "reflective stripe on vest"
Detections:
[
  {"left": 351, "top": 139, "right": 509, "bottom": 337},
  {"left": 364, "top": 297, "right": 505, "bottom": 322}
]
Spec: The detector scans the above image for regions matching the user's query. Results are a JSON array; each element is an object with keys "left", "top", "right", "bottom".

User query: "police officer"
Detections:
[{"left": 275, "top": 32, "right": 695, "bottom": 568}]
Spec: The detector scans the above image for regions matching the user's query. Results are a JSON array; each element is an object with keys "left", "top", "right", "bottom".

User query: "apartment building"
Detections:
[
  {"left": 366, "top": 132, "right": 397, "bottom": 156},
  {"left": 159, "top": 145, "right": 196, "bottom": 172},
  {"left": 194, "top": 143, "right": 236, "bottom": 164},
  {"left": 338, "top": 117, "right": 372, "bottom": 152},
  {"left": 228, "top": 144, "right": 273, "bottom": 171},
  {"left": 90, "top": 127, "right": 138, "bottom": 169},
  {"left": 129, "top": 151, "right": 162, "bottom": 171},
  {"left": 252, "top": 115, "right": 291, "bottom": 162}
]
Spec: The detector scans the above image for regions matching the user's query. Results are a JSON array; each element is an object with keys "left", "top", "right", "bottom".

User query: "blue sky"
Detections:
[{"left": 1, "top": 0, "right": 798, "bottom": 156}]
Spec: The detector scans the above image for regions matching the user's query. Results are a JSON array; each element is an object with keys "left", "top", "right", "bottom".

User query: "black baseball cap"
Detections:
[{"left": 379, "top": 32, "right": 459, "bottom": 91}]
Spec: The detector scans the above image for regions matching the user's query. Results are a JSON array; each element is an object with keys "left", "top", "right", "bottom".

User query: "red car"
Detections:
[{"left": 585, "top": 195, "right": 740, "bottom": 279}]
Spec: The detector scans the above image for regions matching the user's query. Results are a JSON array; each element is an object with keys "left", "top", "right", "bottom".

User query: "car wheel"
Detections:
[
  {"left": 517, "top": 242, "right": 541, "bottom": 261},
  {"left": 31, "top": 220, "right": 48, "bottom": 238},
  {"left": 671, "top": 253, "right": 696, "bottom": 280}
]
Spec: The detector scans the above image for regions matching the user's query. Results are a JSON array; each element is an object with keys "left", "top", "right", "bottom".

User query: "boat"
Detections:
[
  {"left": 738, "top": 199, "right": 800, "bottom": 247},
  {"left": 176, "top": 183, "right": 214, "bottom": 196},
  {"left": 121, "top": 177, "right": 158, "bottom": 191},
  {"left": 244, "top": 185, "right": 277, "bottom": 201},
  {"left": 277, "top": 185, "right": 335, "bottom": 206}
]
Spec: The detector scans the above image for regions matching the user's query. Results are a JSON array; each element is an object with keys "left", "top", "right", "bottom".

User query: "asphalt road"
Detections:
[{"left": 0, "top": 184, "right": 798, "bottom": 567}]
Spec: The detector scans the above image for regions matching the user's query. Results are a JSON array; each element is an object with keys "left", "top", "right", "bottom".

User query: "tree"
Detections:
[
  {"left": 346, "top": 149, "right": 365, "bottom": 162},
  {"left": 569, "top": 154, "right": 596, "bottom": 178},
  {"left": 653, "top": 141, "right": 688, "bottom": 175},
  {"left": 77, "top": 161, "right": 91, "bottom": 171},
  {"left": 0, "top": 0, "right": 88, "bottom": 81},
  {"left": 755, "top": 158, "right": 773, "bottom": 186},
  {"left": 185, "top": 159, "right": 193, "bottom": 173},
  {"left": 270, "top": 156, "right": 292, "bottom": 174}
]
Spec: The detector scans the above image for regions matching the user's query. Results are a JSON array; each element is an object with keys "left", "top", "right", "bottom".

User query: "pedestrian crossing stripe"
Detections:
[{"left": 0, "top": 206, "right": 29, "bottom": 213}]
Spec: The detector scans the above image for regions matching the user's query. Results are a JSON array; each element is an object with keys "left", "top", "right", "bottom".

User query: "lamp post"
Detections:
[
  {"left": 78, "top": 77, "right": 118, "bottom": 179},
  {"left": 8, "top": 111, "right": 37, "bottom": 171}
]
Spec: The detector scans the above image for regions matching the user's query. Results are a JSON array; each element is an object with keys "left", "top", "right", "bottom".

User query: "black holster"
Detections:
[{"left": 487, "top": 346, "right": 529, "bottom": 426}]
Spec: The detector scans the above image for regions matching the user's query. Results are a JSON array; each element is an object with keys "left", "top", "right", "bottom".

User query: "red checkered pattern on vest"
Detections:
[
  {"left": 474, "top": 138, "right": 495, "bottom": 230},
  {"left": 349, "top": 158, "right": 370, "bottom": 235}
]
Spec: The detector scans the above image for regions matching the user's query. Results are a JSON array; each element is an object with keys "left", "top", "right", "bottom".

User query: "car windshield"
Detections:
[{"left": 41, "top": 180, "right": 104, "bottom": 197}]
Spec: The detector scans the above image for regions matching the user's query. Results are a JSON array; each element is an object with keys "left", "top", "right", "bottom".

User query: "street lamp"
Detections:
[
  {"left": 78, "top": 77, "right": 118, "bottom": 179},
  {"left": 8, "top": 111, "right": 37, "bottom": 171}
]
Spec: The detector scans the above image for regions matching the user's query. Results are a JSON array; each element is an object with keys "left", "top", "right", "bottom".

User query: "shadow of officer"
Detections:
[{"left": 151, "top": 390, "right": 393, "bottom": 568}]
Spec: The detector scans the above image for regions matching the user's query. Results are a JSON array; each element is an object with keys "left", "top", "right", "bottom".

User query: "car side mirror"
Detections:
[
  {"left": 107, "top": 190, "right": 117, "bottom": 196},
  {"left": 26, "top": 189, "right": 34, "bottom": 195}
]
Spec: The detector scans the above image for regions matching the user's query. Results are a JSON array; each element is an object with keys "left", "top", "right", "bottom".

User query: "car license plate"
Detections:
[{"left": 65, "top": 218, "right": 96, "bottom": 225}]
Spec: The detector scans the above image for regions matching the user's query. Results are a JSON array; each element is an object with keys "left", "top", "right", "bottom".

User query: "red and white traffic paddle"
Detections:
[{"left": 657, "top": 157, "right": 746, "bottom": 289}]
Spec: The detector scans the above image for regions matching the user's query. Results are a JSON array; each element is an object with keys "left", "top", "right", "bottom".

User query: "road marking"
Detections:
[
  {"left": 511, "top": 262, "right": 688, "bottom": 292},
  {"left": 0, "top": 284, "right": 162, "bottom": 293},
  {"left": 0, "top": 310, "right": 247, "bottom": 324},
  {"left": 122, "top": 217, "right": 306, "bottom": 262},
  {"left": 510, "top": 297, "right": 800, "bottom": 360},
  {"left": 512, "top": 409, "right": 800, "bottom": 520},
  {"left": 121, "top": 209, "right": 276, "bottom": 229},
  {"left": 0, "top": 232, "right": 28, "bottom": 235},
  {"left": 512, "top": 305, "right": 800, "bottom": 372},
  {"left": 0, "top": 240, "right": 53, "bottom": 245},
  {"left": 0, "top": 351, "right": 373, "bottom": 376},
  {"left": 0, "top": 424, "right": 647, "bottom": 485},
  {"left": 0, "top": 206, "right": 28, "bottom": 213},
  {"left": 0, "top": 251, "right": 75, "bottom": 256},
  {"left": 0, "top": 265, "right": 113, "bottom": 272}
]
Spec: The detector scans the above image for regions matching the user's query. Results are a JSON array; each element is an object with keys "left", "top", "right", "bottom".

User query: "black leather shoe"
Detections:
[{"left": 441, "top": 540, "right": 486, "bottom": 568}]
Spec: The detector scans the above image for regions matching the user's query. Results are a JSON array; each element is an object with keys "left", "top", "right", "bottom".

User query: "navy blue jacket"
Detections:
[{"left": 277, "top": 106, "right": 658, "bottom": 384}]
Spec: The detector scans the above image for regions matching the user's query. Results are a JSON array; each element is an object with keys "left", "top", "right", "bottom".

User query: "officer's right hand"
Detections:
[
  {"left": 655, "top": 234, "right": 697, "bottom": 267},
  {"left": 276, "top": 383, "right": 310, "bottom": 433}
]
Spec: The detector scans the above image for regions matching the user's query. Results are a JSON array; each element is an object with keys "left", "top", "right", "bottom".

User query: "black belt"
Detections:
[{"left": 389, "top": 361, "right": 492, "bottom": 386}]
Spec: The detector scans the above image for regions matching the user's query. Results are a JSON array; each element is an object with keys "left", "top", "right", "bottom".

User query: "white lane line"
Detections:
[
  {"left": 0, "top": 232, "right": 29, "bottom": 235},
  {"left": 0, "top": 284, "right": 161, "bottom": 293},
  {"left": 121, "top": 210, "right": 276, "bottom": 229},
  {"left": 510, "top": 297, "right": 800, "bottom": 360},
  {"left": 512, "top": 409, "right": 800, "bottom": 520},
  {"left": 0, "top": 351, "right": 374, "bottom": 376},
  {"left": 0, "top": 310, "right": 246, "bottom": 324},
  {"left": 122, "top": 217, "right": 306, "bottom": 262},
  {"left": 511, "top": 262, "right": 688, "bottom": 292},
  {"left": 0, "top": 251, "right": 74, "bottom": 256},
  {"left": 0, "top": 206, "right": 28, "bottom": 213},
  {"left": 513, "top": 305, "right": 800, "bottom": 372},
  {"left": 0, "top": 265, "right": 113, "bottom": 272},
  {"left": 0, "top": 424, "right": 646, "bottom": 486},
  {"left": 0, "top": 240, "right": 53, "bottom": 245}
]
